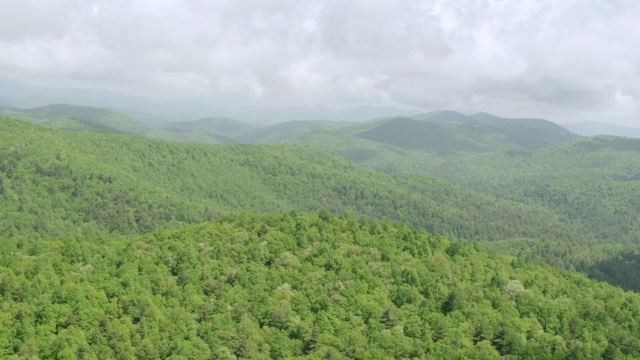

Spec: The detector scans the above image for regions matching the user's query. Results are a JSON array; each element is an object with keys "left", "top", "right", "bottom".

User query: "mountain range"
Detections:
[{"left": 3, "top": 110, "right": 640, "bottom": 358}]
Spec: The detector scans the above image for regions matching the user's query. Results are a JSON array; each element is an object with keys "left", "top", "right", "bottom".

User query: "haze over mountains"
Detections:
[{"left": 0, "top": 79, "right": 420, "bottom": 125}]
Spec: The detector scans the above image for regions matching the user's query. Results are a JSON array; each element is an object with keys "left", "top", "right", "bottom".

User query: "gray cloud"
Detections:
[{"left": 1, "top": 0, "right": 639, "bottom": 124}]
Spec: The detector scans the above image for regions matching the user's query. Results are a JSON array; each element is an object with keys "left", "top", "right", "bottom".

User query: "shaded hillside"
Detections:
[{"left": 2, "top": 213, "right": 640, "bottom": 358}]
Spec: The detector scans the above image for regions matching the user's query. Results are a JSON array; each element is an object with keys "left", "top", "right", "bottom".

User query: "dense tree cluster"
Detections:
[{"left": 2, "top": 212, "right": 640, "bottom": 359}]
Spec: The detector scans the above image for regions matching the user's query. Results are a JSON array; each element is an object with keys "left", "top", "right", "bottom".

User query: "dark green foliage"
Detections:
[{"left": 1, "top": 212, "right": 639, "bottom": 358}]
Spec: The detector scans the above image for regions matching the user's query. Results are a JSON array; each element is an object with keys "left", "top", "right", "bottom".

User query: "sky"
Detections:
[{"left": 1, "top": 0, "right": 639, "bottom": 124}]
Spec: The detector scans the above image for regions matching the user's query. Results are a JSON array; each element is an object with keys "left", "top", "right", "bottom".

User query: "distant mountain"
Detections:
[
  {"left": 470, "top": 112, "right": 580, "bottom": 148},
  {"left": 336, "top": 105, "right": 420, "bottom": 121},
  {"left": 411, "top": 111, "right": 580, "bottom": 148},
  {"left": 41, "top": 116, "right": 124, "bottom": 134},
  {"left": 357, "top": 117, "right": 489, "bottom": 153},
  {"left": 163, "top": 117, "right": 259, "bottom": 143},
  {"left": 0, "top": 79, "right": 423, "bottom": 124},
  {"left": 237, "top": 120, "right": 351, "bottom": 144},
  {"left": 0, "top": 103, "right": 209, "bottom": 142},
  {"left": 355, "top": 112, "right": 578, "bottom": 154},
  {"left": 0, "top": 104, "right": 150, "bottom": 135},
  {"left": 564, "top": 121, "right": 640, "bottom": 138},
  {"left": 412, "top": 110, "right": 479, "bottom": 124},
  {"left": 166, "top": 117, "right": 257, "bottom": 137}
]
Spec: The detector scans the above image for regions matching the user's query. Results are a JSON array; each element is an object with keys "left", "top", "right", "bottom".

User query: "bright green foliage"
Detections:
[{"left": 1, "top": 212, "right": 639, "bottom": 358}]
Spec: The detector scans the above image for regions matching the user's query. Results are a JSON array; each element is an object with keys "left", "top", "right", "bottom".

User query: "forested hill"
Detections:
[
  {"left": 354, "top": 111, "right": 579, "bottom": 154},
  {"left": 0, "top": 104, "right": 149, "bottom": 134},
  {"left": 0, "top": 116, "right": 575, "bottom": 243},
  {"left": 2, "top": 212, "right": 640, "bottom": 358},
  {"left": 4, "top": 116, "right": 640, "bottom": 291}
]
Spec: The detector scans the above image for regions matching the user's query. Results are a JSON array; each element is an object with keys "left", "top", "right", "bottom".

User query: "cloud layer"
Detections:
[{"left": 1, "top": 0, "right": 639, "bottom": 123}]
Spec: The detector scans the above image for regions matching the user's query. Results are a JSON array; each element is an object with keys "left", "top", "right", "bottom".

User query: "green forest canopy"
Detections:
[{"left": 2, "top": 212, "right": 640, "bottom": 359}]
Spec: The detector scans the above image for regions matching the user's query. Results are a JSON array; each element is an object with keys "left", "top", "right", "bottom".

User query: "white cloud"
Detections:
[{"left": 1, "top": 0, "right": 639, "bottom": 123}]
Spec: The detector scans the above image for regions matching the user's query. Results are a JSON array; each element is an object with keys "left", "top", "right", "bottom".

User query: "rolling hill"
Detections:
[
  {"left": 0, "top": 104, "right": 185, "bottom": 141},
  {"left": 0, "top": 116, "right": 577, "bottom": 244},
  {"left": 357, "top": 111, "right": 579, "bottom": 153}
]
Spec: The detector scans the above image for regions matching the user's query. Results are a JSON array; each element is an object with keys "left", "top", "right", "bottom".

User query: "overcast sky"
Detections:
[{"left": 1, "top": 0, "right": 639, "bottom": 124}]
